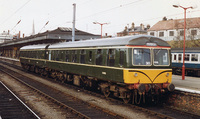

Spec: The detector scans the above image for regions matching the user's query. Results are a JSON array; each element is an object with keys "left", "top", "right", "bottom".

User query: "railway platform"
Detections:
[
  {"left": 1, "top": 56, "right": 200, "bottom": 94},
  {"left": 172, "top": 75, "right": 200, "bottom": 94}
]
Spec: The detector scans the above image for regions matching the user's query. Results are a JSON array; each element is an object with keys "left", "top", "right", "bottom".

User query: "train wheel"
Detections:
[
  {"left": 122, "top": 92, "right": 132, "bottom": 104},
  {"left": 35, "top": 67, "right": 39, "bottom": 74},
  {"left": 25, "top": 65, "right": 30, "bottom": 71},
  {"left": 57, "top": 72, "right": 64, "bottom": 81},
  {"left": 103, "top": 87, "right": 110, "bottom": 98}
]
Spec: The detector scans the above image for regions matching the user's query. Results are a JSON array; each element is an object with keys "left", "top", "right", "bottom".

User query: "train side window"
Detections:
[
  {"left": 51, "top": 51, "right": 54, "bottom": 60},
  {"left": 72, "top": 50, "right": 77, "bottom": 62},
  {"left": 185, "top": 54, "right": 190, "bottom": 61},
  {"left": 60, "top": 51, "right": 65, "bottom": 61},
  {"left": 65, "top": 50, "right": 70, "bottom": 62},
  {"left": 178, "top": 54, "right": 182, "bottom": 61},
  {"left": 173, "top": 54, "right": 177, "bottom": 61},
  {"left": 89, "top": 51, "right": 92, "bottom": 62},
  {"left": 96, "top": 49, "right": 103, "bottom": 65},
  {"left": 191, "top": 54, "right": 198, "bottom": 62},
  {"left": 80, "top": 50, "right": 85, "bottom": 64},
  {"left": 56, "top": 51, "right": 59, "bottom": 61},
  {"left": 119, "top": 50, "right": 125, "bottom": 66},
  {"left": 38, "top": 51, "right": 41, "bottom": 59},
  {"left": 107, "top": 49, "right": 115, "bottom": 66},
  {"left": 49, "top": 51, "right": 51, "bottom": 60}
]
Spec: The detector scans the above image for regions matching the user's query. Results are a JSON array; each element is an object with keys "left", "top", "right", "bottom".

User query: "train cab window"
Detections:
[
  {"left": 133, "top": 48, "right": 150, "bottom": 65},
  {"left": 80, "top": 50, "right": 86, "bottom": 64},
  {"left": 65, "top": 50, "right": 70, "bottom": 62},
  {"left": 107, "top": 49, "right": 115, "bottom": 66},
  {"left": 178, "top": 54, "right": 182, "bottom": 61},
  {"left": 154, "top": 49, "right": 169, "bottom": 65},
  {"left": 71, "top": 50, "right": 77, "bottom": 62},
  {"left": 191, "top": 54, "right": 198, "bottom": 62},
  {"left": 96, "top": 49, "right": 103, "bottom": 65},
  {"left": 185, "top": 54, "right": 190, "bottom": 61}
]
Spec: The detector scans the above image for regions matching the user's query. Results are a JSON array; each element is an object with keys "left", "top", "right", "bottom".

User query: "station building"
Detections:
[
  {"left": 0, "top": 27, "right": 100, "bottom": 59},
  {"left": 0, "top": 31, "right": 13, "bottom": 43}
]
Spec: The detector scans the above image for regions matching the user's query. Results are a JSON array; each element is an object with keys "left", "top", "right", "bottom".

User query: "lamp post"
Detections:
[
  {"left": 173, "top": 4, "right": 195, "bottom": 80},
  {"left": 93, "top": 22, "right": 108, "bottom": 38}
]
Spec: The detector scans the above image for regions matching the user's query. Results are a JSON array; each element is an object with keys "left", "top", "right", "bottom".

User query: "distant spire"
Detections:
[{"left": 32, "top": 20, "right": 35, "bottom": 35}]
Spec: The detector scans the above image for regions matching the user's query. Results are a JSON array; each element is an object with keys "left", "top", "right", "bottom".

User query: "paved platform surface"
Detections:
[{"left": 172, "top": 75, "right": 200, "bottom": 94}]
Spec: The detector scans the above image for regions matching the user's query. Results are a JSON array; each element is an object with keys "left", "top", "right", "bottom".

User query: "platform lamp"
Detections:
[
  {"left": 93, "top": 22, "right": 108, "bottom": 38},
  {"left": 173, "top": 3, "right": 197, "bottom": 80}
]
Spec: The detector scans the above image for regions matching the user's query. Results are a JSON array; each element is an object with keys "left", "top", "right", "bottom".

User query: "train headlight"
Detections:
[
  {"left": 134, "top": 73, "right": 138, "bottom": 77},
  {"left": 166, "top": 73, "right": 169, "bottom": 77}
]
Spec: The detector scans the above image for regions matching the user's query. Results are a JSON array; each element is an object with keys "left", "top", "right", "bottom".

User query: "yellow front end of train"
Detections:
[{"left": 123, "top": 69, "right": 172, "bottom": 84}]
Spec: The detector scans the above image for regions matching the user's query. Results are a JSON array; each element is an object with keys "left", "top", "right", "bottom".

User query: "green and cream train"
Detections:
[{"left": 20, "top": 35, "right": 175, "bottom": 104}]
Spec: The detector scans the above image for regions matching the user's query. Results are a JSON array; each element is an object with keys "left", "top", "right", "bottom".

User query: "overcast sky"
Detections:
[{"left": 0, "top": 0, "right": 200, "bottom": 37}]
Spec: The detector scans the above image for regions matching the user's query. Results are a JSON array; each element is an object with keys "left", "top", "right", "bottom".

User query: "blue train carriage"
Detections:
[
  {"left": 19, "top": 35, "right": 175, "bottom": 104},
  {"left": 172, "top": 48, "right": 200, "bottom": 76}
]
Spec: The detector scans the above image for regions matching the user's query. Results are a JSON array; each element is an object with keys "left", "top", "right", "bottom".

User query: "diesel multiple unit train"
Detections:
[
  {"left": 172, "top": 48, "right": 200, "bottom": 76},
  {"left": 19, "top": 35, "right": 175, "bottom": 104}
]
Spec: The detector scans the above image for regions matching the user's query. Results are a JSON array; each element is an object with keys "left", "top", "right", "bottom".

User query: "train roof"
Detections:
[
  {"left": 172, "top": 48, "right": 200, "bottom": 53},
  {"left": 48, "top": 35, "right": 170, "bottom": 49},
  {"left": 20, "top": 44, "right": 49, "bottom": 50},
  {"left": 20, "top": 35, "right": 170, "bottom": 50}
]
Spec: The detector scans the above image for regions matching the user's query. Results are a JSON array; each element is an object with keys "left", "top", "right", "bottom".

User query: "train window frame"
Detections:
[
  {"left": 55, "top": 50, "right": 60, "bottom": 61},
  {"left": 48, "top": 50, "right": 51, "bottom": 60},
  {"left": 65, "top": 50, "right": 70, "bottom": 62},
  {"left": 132, "top": 48, "right": 151, "bottom": 66},
  {"left": 88, "top": 50, "right": 93, "bottom": 63},
  {"left": 178, "top": 54, "right": 182, "bottom": 62},
  {"left": 71, "top": 50, "right": 77, "bottom": 63},
  {"left": 107, "top": 49, "right": 115, "bottom": 66},
  {"left": 191, "top": 54, "right": 198, "bottom": 62},
  {"left": 184, "top": 54, "right": 190, "bottom": 62},
  {"left": 173, "top": 54, "right": 177, "bottom": 61},
  {"left": 153, "top": 49, "right": 170, "bottom": 66},
  {"left": 119, "top": 49, "right": 125, "bottom": 67},
  {"left": 96, "top": 49, "right": 103, "bottom": 65},
  {"left": 80, "top": 49, "right": 86, "bottom": 64}
]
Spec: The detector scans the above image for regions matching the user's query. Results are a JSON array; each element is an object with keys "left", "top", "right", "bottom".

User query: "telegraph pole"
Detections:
[{"left": 72, "top": 3, "right": 76, "bottom": 42}]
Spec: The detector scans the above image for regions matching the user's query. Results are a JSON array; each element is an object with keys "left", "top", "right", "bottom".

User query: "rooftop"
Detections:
[{"left": 148, "top": 17, "right": 200, "bottom": 31}]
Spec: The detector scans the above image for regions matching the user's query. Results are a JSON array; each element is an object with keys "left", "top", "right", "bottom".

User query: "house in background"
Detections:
[
  {"left": 117, "top": 22, "right": 150, "bottom": 37},
  {"left": 0, "top": 31, "right": 13, "bottom": 43},
  {"left": 147, "top": 17, "right": 200, "bottom": 41}
]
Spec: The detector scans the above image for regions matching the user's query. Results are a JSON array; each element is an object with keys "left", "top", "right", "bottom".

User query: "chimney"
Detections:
[
  {"left": 147, "top": 24, "right": 150, "bottom": 29},
  {"left": 131, "top": 22, "right": 135, "bottom": 30},
  {"left": 8, "top": 30, "right": 10, "bottom": 35},
  {"left": 23, "top": 33, "right": 25, "bottom": 38},
  {"left": 140, "top": 23, "right": 144, "bottom": 30},
  {"left": 18, "top": 31, "right": 21, "bottom": 39}
]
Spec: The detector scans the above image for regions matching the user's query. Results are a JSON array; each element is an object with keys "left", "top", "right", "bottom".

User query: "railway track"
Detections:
[
  {"left": 0, "top": 81, "right": 40, "bottom": 119},
  {"left": 1, "top": 61, "right": 200, "bottom": 119},
  {"left": 0, "top": 64, "right": 124, "bottom": 119}
]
